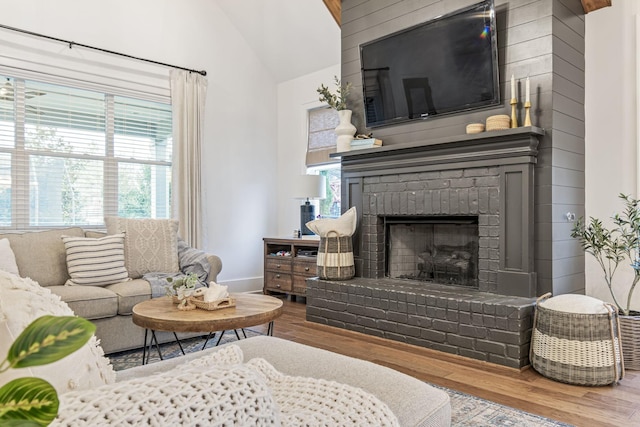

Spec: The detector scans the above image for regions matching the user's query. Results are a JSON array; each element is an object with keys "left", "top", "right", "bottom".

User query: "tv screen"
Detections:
[{"left": 360, "top": 0, "right": 499, "bottom": 128}]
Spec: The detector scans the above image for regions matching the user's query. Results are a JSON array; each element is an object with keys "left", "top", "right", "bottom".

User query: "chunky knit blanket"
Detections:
[{"left": 55, "top": 345, "right": 400, "bottom": 426}]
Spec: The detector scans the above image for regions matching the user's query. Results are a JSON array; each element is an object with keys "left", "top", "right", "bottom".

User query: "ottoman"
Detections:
[{"left": 530, "top": 293, "right": 624, "bottom": 386}]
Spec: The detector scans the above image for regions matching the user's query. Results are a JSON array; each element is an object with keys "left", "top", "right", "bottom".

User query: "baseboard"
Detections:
[{"left": 218, "top": 276, "right": 263, "bottom": 293}]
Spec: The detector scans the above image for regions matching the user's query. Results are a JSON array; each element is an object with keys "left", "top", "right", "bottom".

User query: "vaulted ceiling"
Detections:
[{"left": 214, "top": 0, "right": 341, "bottom": 83}]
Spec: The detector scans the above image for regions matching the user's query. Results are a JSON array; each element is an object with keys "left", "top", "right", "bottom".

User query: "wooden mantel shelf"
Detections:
[{"left": 333, "top": 126, "right": 545, "bottom": 175}]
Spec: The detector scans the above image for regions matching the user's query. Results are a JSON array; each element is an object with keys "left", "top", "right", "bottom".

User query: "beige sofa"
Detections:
[{"left": 0, "top": 227, "right": 222, "bottom": 354}]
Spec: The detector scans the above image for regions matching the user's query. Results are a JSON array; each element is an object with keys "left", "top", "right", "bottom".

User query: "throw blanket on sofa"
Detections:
[{"left": 144, "top": 239, "right": 211, "bottom": 298}]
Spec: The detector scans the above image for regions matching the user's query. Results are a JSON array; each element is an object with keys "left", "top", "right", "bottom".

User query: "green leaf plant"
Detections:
[
  {"left": 317, "top": 75, "right": 352, "bottom": 111},
  {"left": 571, "top": 193, "right": 640, "bottom": 316},
  {"left": 0, "top": 315, "right": 95, "bottom": 426}
]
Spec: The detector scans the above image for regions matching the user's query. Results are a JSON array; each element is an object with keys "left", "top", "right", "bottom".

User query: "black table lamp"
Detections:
[{"left": 294, "top": 175, "right": 326, "bottom": 235}]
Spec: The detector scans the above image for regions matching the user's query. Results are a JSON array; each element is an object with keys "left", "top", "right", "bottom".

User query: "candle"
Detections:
[
  {"left": 526, "top": 76, "right": 530, "bottom": 103},
  {"left": 511, "top": 75, "right": 515, "bottom": 101}
]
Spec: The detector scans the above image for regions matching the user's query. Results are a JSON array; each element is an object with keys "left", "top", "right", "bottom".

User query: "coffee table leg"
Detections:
[
  {"left": 267, "top": 321, "right": 274, "bottom": 336},
  {"left": 151, "top": 330, "right": 163, "bottom": 361},
  {"left": 142, "top": 329, "right": 149, "bottom": 365},
  {"left": 173, "top": 332, "right": 186, "bottom": 355},
  {"left": 201, "top": 331, "right": 216, "bottom": 350},
  {"left": 214, "top": 330, "right": 226, "bottom": 346}
]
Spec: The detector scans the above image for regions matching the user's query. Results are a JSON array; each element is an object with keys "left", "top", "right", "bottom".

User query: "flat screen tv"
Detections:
[{"left": 360, "top": 0, "right": 499, "bottom": 128}]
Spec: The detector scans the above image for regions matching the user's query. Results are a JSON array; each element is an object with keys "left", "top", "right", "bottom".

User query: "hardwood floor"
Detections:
[{"left": 261, "top": 297, "right": 640, "bottom": 427}]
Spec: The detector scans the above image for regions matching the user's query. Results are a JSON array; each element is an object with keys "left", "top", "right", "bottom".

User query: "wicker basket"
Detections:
[
  {"left": 191, "top": 296, "right": 236, "bottom": 311},
  {"left": 530, "top": 293, "right": 624, "bottom": 386},
  {"left": 619, "top": 314, "right": 640, "bottom": 370},
  {"left": 485, "top": 114, "right": 510, "bottom": 131},
  {"left": 317, "top": 231, "right": 355, "bottom": 280}
]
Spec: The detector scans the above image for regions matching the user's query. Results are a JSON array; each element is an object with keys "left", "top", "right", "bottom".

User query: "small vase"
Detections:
[{"left": 335, "top": 109, "right": 356, "bottom": 152}]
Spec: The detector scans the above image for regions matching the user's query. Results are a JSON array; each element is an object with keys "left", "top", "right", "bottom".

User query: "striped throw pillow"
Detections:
[{"left": 62, "top": 233, "right": 129, "bottom": 286}]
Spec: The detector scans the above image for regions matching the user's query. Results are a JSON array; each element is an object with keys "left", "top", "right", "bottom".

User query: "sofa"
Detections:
[
  {"left": 0, "top": 221, "right": 222, "bottom": 354},
  {"left": 0, "top": 269, "right": 452, "bottom": 426}
]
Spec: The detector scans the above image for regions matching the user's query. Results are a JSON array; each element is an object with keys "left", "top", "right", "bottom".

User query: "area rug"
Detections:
[{"left": 107, "top": 332, "right": 573, "bottom": 427}]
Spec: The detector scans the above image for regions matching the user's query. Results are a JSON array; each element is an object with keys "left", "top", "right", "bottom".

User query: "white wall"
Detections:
[
  {"left": 585, "top": 0, "right": 640, "bottom": 309},
  {"left": 276, "top": 64, "right": 341, "bottom": 236},
  {"left": 0, "top": 0, "right": 278, "bottom": 292}
]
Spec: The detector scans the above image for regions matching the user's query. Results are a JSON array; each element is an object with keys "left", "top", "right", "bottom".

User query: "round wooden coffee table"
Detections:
[{"left": 132, "top": 293, "right": 283, "bottom": 364}]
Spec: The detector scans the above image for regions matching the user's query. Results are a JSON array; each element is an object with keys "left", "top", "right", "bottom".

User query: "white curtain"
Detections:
[{"left": 170, "top": 70, "right": 208, "bottom": 248}]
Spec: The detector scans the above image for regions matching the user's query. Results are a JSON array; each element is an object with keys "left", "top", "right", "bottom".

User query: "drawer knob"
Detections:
[
  {"left": 276, "top": 274, "right": 281, "bottom": 279},
  {"left": 276, "top": 264, "right": 281, "bottom": 268},
  {"left": 276, "top": 284, "right": 281, "bottom": 288},
  {"left": 304, "top": 267, "right": 310, "bottom": 271}
]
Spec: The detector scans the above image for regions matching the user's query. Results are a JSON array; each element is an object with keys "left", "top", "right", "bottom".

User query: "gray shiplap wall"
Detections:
[{"left": 340, "top": 0, "right": 585, "bottom": 296}]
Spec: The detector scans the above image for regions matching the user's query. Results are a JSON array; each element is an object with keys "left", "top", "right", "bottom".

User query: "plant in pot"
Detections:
[
  {"left": 571, "top": 193, "right": 640, "bottom": 369},
  {"left": 317, "top": 75, "right": 355, "bottom": 152}
]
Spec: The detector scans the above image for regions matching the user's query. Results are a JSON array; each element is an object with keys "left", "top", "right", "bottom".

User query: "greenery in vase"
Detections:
[
  {"left": 317, "top": 75, "right": 352, "bottom": 111},
  {"left": 165, "top": 273, "right": 199, "bottom": 307},
  {"left": 571, "top": 193, "right": 640, "bottom": 316},
  {"left": 0, "top": 315, "right": 95, "bottom": 426}
]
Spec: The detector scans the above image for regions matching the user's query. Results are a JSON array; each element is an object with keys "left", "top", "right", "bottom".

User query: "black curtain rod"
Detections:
[{"left": 0, "top": 23, "right": 207, "bottom": 76}]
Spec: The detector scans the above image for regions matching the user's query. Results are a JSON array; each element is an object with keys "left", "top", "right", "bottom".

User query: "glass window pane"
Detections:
[
  {"left": 0, "top": 153, "right": 10, "bottom": 226},
  {"left": 114, "top": 96, "right": 172, "bottom": 162},
  {"left": 25, "top": 81, "right": 105, "bottom": 156},
  {"left": 0, "top": 77, "right": 15, "bottom": 149},
  {"left": 118, "top": 163, "right": 171, "bottom": 219},
  {"left": 29, "top": 156, "right": 103, "bottom": 226}
]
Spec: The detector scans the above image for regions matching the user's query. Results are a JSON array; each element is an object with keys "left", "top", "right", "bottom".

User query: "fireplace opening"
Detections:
[{"left": 385, "top": 216, "right": 479, "bottom": 287}]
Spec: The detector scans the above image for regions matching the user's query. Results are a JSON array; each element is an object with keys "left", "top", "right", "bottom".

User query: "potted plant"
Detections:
[
  {"left": 571, "top": 193, "right": 640, "bottom": 369},
  {"left": 317, "top": 75, "right": 356, "bottom": 152}
]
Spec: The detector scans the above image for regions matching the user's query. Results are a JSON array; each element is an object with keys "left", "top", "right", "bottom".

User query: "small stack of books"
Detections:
[{"left": 350, "top": 138, "right": 383, "bottom": 151}]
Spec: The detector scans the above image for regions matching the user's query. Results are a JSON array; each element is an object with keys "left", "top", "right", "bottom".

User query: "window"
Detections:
[
  {"left": 306, "top": 106, "right": 341, "bottom": 218},
  {"left": 308, "top": 164, "right": 341, "bottom": 218},
  {"left": 0, "top": 76, "right": 172, "bottom": 229}
]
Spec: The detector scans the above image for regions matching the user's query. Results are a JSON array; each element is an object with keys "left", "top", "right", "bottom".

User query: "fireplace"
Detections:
[
  {"left": 306, "top": 128, "right": 544, "bottom": 368},
  {"left": 385, "top": 216, "right": 478, "bottom": 288}
]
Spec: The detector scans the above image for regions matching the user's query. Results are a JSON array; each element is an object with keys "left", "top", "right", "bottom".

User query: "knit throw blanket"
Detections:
[
  {"left": 55, "top": 346, "right": 400, "bottom": 426},
  {"left": 143, "top": 238, "right": 211, "bottom": 298}
]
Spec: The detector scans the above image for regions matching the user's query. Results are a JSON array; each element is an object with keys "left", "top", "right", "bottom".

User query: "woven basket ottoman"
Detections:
[{"left": 530, "top": 293, "right": 624, "bottom": 386}]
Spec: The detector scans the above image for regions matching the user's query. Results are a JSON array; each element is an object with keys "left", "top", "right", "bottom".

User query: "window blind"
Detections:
[
  {"left": 306, "top": 106, "right": 339, "bottom": 167},
  {"left": 0, "top": 75, "right": 172, "bottom": 229}
]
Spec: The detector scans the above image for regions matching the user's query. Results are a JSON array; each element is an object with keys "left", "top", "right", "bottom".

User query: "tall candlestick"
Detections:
[
  {"left": 526, "top": 76, "right": 530, "bottom": 103},
  {"left": 511, "top": 74, "right": 515, "bottom": 100}
]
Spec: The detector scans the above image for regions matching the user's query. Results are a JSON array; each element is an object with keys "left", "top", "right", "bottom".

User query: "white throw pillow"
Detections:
[
  {"left": 54, "top": 346, "right": 280, "bottom": 426},
  {"left": 104, "top": 217, "right": 180, "bottom": 279},
  {"left": 306, "top": 206, "right": 357, "bottom": 237},
  {"left": 0, "top": 238, "right": 19, "bottom": 276},
  {"left": 0, "top": 270, "right": 116, "bottom": 394},
  {"left": 62, "top": 233, "right": 129, "bottom": 286}
]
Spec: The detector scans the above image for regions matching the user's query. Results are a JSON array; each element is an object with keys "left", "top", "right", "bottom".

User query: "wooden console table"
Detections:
[{"left": 263, "top": 236, "right": 320, "bottom": 297}]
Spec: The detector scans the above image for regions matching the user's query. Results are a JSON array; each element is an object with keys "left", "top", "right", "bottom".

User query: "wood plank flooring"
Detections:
[{"left": 260, "top": 297, "right": 640, "bottom": 427}]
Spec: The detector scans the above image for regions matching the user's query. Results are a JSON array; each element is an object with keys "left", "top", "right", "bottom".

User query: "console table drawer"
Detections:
[
  {"left": 293, "top": 260, "right": 316, "bottom": 275},
  {"left": 265, "top": 271, "right": 292, "bottom": 292},
  {"left": 265, "top": 258, "right": 292, "bottom": 272}
]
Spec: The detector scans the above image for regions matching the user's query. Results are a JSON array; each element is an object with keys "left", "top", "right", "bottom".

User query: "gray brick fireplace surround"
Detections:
[
  {"left": 306, "top": 0, "right": 586, "bottom": 370},
  {"left": 307, "top": 128, "right": 545, "bottom": 369}
]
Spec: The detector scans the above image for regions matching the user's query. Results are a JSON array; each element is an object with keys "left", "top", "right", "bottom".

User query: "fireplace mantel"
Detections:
[
  {"left": 339, "top": 126, "right": 545, "bottom": 298},
  {"left": 333, "top": 126, "right": 545, "bottom": 176}
]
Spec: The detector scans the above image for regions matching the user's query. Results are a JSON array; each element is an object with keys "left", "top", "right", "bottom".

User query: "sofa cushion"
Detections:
[
  {"left": 0, "top": 238, "right": 19, "bottom": 275},
  {"left": 105, "top": 279, "right": 151, "bottom": 315},
  {"left": 62, "top": 233, "right": 130, "bottom": 286},
  {"left": 0, "top": 270, "right": 116, "bottom": 394},
  {"left": 105, "top": 217, "right": 180, "bottom": 279},
  {"left": 48, "top": 285, "right": 118, "bottom": 320},
  {"left": 0, "top": 227, "right": 85, "bottom": 286}
]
